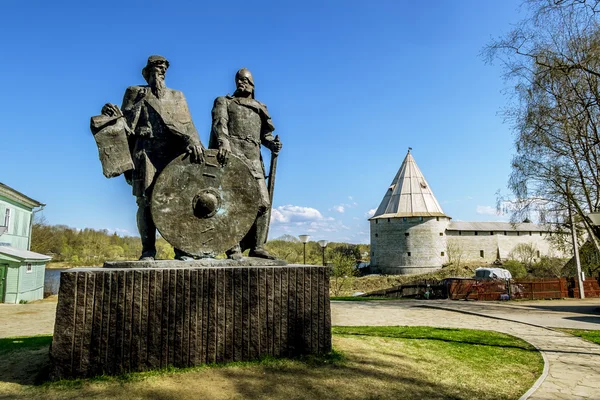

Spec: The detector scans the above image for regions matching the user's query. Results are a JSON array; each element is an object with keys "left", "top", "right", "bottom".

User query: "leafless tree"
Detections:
[{"left": 485, "top": 0, "right": 600, "bottom": 252}]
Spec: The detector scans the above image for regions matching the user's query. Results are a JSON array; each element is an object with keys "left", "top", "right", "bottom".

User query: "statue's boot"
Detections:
[
  {"left": 226, "top": 244, "right": 243, "bottom": 260},
  {"left": 137, "top": 196, "right": 156, "bottom": 261},
  {"left": 247, "top": 212, "right": 276, "bottom": 260},
  {"left": 175, "top": 248, "right": 196, "bottom": 261},
  {"left": 249, "top": 247, "right": 276, "bottom": 259}
]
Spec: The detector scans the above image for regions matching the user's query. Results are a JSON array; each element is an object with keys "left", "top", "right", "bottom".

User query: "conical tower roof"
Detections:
[{"left": 371, "top": 149, "right": 448, "bottom": 219}]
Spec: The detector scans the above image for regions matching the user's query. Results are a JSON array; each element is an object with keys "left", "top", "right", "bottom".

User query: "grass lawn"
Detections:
[
  {"left": 556, "top": 328, "right": 600, "bottom": 345},
  {"left": 330, "top": 296, "right": 402, "bottom": 301},
  {"left": 0, "top": 327, "right": 542, "bottom": 400}
]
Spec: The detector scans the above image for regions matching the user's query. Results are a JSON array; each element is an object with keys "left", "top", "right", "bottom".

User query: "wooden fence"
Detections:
[
  {"left": 446, "top": 278, "right": 570, "bottom": 301},
  {"left": 362, "top": 277, "right": 600, "bottom": 301}
]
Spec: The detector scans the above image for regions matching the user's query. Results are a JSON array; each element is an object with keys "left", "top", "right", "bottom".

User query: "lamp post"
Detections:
[
  {"left": 299, "top": 235, "right": 310, "bottom": 264},
  {"left": 566, "top": 182, "right": 585, "bottom": 299},
  {"left": 318, "top": 240, "right": 328, "bottom": 266}
]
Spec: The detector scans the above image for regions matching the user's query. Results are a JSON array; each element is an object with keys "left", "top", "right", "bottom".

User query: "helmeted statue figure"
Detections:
[
  {"left": 97, "top": 55, "right": 205, "bottom": 261},
  {"left": 209, "top": 68, "right": 282, "bottom": 259}
]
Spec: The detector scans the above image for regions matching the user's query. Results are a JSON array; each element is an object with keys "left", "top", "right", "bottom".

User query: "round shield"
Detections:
[{"left": 151, "top": 149, "right": 260, "bottom": 256}]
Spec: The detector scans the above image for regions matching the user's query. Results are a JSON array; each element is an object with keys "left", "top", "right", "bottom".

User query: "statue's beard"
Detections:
[
  {"left": 234, "top": 85, "right": 254, "bottom": 98},
  {"left": 149, "top": 73, "right": 166, "bottom": 98}
]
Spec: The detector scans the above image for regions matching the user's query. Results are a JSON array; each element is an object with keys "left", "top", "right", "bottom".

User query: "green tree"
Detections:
[
  {"left": 508, "top": 243, "right": 539, "bottom": 269},
  {"left": 328, "top": 244, "right": 360, "bottom": 296}
]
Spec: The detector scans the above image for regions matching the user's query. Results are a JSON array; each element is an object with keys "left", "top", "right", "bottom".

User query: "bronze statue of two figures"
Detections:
[
  {"left": 91, "top": 56, "right": 283, "bottom": 262},
  {"left": 52, "top": 65, "right": 326, "bottom": 380}
]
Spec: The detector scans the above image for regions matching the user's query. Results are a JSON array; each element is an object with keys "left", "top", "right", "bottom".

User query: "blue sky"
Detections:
[{"left": 1, "top": 0, "right": 523, "bottom": 244}]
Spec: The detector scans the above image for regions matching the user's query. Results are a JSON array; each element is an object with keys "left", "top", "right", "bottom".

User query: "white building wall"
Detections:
[
  {"left": 446, "top": 232, "right": 500, "bottom": 263},
  {"left": 446, "top": 231, "right": 563, "bottom": 264}
]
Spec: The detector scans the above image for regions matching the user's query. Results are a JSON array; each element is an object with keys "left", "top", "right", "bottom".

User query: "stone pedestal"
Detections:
[{"left": 50, "top": 263, "right": 331, "bottom": 379}]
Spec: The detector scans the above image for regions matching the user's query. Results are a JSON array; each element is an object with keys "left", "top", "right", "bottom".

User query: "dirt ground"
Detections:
[{"left": 0, "top": 296, "right": 58, "bottom": 338}]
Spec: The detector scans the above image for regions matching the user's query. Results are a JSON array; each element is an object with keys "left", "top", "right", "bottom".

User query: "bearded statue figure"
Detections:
[{"left": 100, "top": 55, "right": 205, "bottom": 261}]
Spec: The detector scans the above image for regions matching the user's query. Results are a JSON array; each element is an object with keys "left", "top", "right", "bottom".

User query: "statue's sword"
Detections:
[{"left": 265, "top": 135, "right": 280, "bottom": 243}]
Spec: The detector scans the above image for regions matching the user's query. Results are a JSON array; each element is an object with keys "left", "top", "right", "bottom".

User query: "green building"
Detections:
[{"left": 0, "top": 183, "right": 51, "bottom": 303}]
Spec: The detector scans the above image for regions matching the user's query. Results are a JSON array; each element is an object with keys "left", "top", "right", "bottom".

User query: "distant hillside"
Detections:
[
  {"left": 31, "top": 219, "right": 173, "bottom": 266},
  {"left": 31, "top": 221, "right": 369, "bottom": 267}
]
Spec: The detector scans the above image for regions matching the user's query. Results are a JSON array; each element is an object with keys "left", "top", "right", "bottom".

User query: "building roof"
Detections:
[
  {"left": 0, "top": 245, "right": 51, "bottom": 262},
  {"left": 0, "top": 182, "right": 44, "bottom": 209},
  {"left": 447, "top": 221, "right": 550, "bottom": 232},
  {"left": 371, "top": 149, "right": 448, "bottom": 219}
]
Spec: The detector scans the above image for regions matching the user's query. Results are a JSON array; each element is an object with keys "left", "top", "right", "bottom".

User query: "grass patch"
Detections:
[
  {"left": 0, "top": 335, "right": 53, "bottom": 356},
  {"left": 333, "top": 326, "right": 537, "bottom": 350},
  {"left": 333, "top": 263, "right": 479, "bottom": 296},
  {"left": 556, "top": 328, "right": 600, "bottom": 345},
  {"left": 0, "top": 327, "right": 542, "bottom": 400},
  {"left": 47, "top": 350, "right": 346, "bottom": 388}
]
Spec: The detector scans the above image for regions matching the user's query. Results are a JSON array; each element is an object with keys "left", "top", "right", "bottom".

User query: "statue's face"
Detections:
[
  {"left": 150, "top": 61, "right": 168, "bottom": 79},
  {"left": 236, "top": 75, "right": 253, "bottom": 96}
]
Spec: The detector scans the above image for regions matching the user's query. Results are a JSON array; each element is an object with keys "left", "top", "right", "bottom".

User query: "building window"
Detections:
[
  {"left": 419, "top": 217, "right": 423, "bottom": 221},
  {"left": 517, "top": 232, "right": 520, "bottom": 236},
  {"left": 439, "top": 232, "right": 443, "bottom": 236},
  {"left": 529, "top": 231, "right": 532, "bottom": 236},
  {"left": 375, "top": 233, "right": 378, "bottom": 237},
  {"left": 436, "top": 217, "right": 439, "bottom": 221},
  {"left": 441, "top": 251, "right": 445, "bottom": 256},
  {"left": 26, "top": 263, "right": 32, "bottom": 273},
  {"left": 490, "top": 231, "right": 493, "bottom": 235},
  {"left": 475, "top": 232, "right": 478, "bottom": 236},
  {"left": 459, "top": 231, "right": 462, "bottom": 236},
  {"left": 372, "top": 252, "right": 374, "bottom": 256},
  {"left": 4, "top": 208, "right": 10, "bottom": 228},
  {"left": 407, "top": 252, "right": 411, "bottom": 257},
  {"left": 540, "top": 232, "right": 542, "bottom": 236},
  {"left": 405, "top": 232, "right": 409, "bottom": 237},
  {"left": 375, "top": 220, "right": 378, "bottom": 224},
  {"left": 480, "top": 250, "right": 484, "bottom": 258},
  {"left": 387, "top": 218, "right": 390, "bottom": 222},
  {"left": 403, "top": 217, "right": 407, "bottom": 222},
  {"left": 504, "top": 231, "right": 507, "bottom": 235}
]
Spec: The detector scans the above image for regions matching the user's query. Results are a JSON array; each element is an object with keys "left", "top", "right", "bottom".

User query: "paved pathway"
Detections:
[
  {"left": 0, "top": 299, "right": 57, "bottom": 338},
  {"left": 332, "top": 300, "right": 600, "bottom": 400}
]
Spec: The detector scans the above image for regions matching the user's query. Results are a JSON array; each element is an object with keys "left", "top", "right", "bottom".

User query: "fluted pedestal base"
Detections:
[{"left": 50, "top": 264, "right": 331, "bottom": 379}]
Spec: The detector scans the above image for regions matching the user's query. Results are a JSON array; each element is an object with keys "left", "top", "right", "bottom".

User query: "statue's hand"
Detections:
[
  {"left": 271, "top": 136, "right": 282, "bottom": 155},
  {"left": 217, "top": 142, "right": 231, "bottom": 165},
  {"left": 101, "top": 103, "right": 123, "bottom": 118},
  {"left": 187, "top": 144, "right": 204, "bottom": 164}
]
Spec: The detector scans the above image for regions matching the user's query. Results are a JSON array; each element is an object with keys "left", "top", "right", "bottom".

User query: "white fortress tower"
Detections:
[
  {"left": 369, "top": 149, "right": 564, "bottom": 275},
  {"left": 369, "top": 149, "right": 450, "bottom": 275}
]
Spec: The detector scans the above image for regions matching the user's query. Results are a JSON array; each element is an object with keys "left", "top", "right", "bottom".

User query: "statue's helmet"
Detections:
[
  {"left": 235, "top": 68, "right": 255, "bottom": 87},
  {"left": 235, "top": 68, "right": 255, "bottom": 98},
  {"left": 142, "top": 55, "right": 170, "bottom": 82}
]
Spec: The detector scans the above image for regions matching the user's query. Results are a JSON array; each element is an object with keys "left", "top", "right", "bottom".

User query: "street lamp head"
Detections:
[
  {"left": 299, "top": 234, "right": 311, "bottom": 243},
  {"left": 588, "top": 212, "right": 600, "bottom": 226},
  {"left": 318, "top": 240, "right": 328, "bottom": 248}
]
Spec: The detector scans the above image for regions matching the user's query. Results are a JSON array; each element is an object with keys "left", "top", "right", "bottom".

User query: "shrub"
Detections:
[
  {"left": 533, "top": 257, "right": 567, "bottom": 278},
  {"left": 502, "top": 260, "right": 527, "bottom": 278}
]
